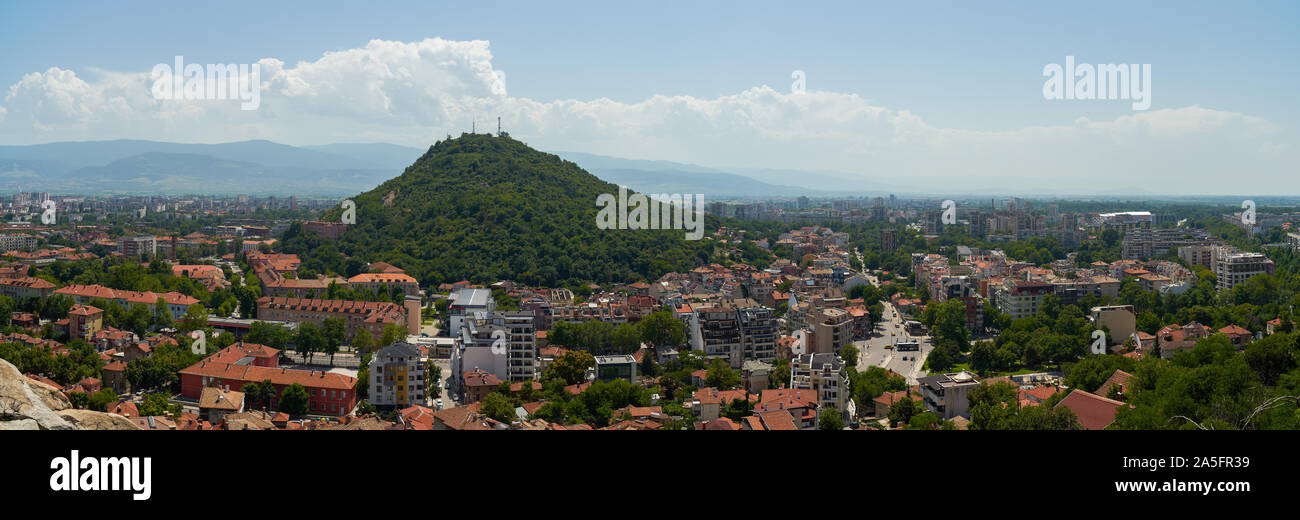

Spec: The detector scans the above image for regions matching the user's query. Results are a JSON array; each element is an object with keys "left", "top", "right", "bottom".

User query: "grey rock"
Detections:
[
  {"left": 0, "top": 418, "right": 40, "bottom": 430},
  {"left": 58, "top": 409, "right": 142, "bottom": 431},
  {"left": 0, "top": 358, "right": 77, "bottom": 430}
]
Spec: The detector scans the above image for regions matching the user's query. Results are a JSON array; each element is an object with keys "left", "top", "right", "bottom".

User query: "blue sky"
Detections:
[{"left": 1, "top": 1, "right": 1297, "bottom": 193}]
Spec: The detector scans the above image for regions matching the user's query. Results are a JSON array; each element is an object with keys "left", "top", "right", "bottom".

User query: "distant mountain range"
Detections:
[
  {"left": 0, "top": 137, "right": 1166, "bottom": 198},
  {"left": 0, "top": 138, "right": 851, "bottom": 198},
  {"left": 0, "top": 140, "right": 428, "bottom": 196}
]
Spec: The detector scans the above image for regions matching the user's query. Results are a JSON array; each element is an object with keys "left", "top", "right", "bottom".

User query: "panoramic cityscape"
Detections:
[{"left": 2, "top": 0, "right": 1294, "bottom": 505}]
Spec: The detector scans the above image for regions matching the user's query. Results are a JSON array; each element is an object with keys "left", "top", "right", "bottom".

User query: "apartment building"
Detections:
[
  {"left": 180, "top": 342, "right": 358, "bottom": 416},
  {"left": 501, "top": 311, "right": 538, "bottom": 382},
  {"left": 0, "top": 276, "right": 56, "bottom": 300},
  {"left": 519, "top": 296, "right": 553, "bottom": 332},
  {"left": 694, "top": 304, "right": 743, "bottom": 368},
  {"left": 66, "top": 304, "right": 104, "bottom": 341},
  {"left": 936, "top": 276, "right": 984, "bottom": 332},
  {"left": 1177, "top": 244, "right": 1218, "bottom": 268},
  {"left": 1121, "top": 228, "right": 1213, "bottom": 260},
  {"left": 880, "top": 229, "right": 897, "bottom": 253},
  {"left": 55, "top": 284, "right": 200, "bottom": 320},
  {"left": 347, "top": 272, "right": 420, "bottom": 297},
  {"left": 594, "top": 354, "right": 638, "bottom": 384},
  {"left": 918, "top": 371, "right": 981, "bottom": 420},
  {"left": 805, "top": 307, "right": 849, "bottom": 356},
  {"left": 737, "top": 306, "right": 778, "bottom": 364},
  {"left": 447, "top": 288, "right": 495, "bottom": 336},
  {"left": 1052, "top": 276, "right": 1121, "bottom": 307},
  {"left": 256, "top": 296, "right": 416, "bottom": 341},
  {"left": 1214, "top": 251, "right": 1274, "bottom": 290},
  {"left": 118, "top": 235, "right": 157, "bottom": 258},
  {"left": 1091, "top": 305, "right": 1136, "bottom": 348},
  {"left": 451, "top": 311, "right": 537, "bottom": 385},
  {"left": 994, "top": 280, "right": 1053, "bottom": 320},
  {"left": 0, "top": 233, "right": 38, "bottom": 251},
  {"left": 369, "top": 342, "right": 427, "bottom": 408},
  {"left": 790, "top": 353, "right": 849, "bottom": 419},
  {"left": 303, "top": 220, "right": 347, "bottom": 240}
]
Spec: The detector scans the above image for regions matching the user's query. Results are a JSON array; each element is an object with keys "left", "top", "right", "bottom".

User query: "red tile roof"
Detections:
[
  {"left": 1055, "top": 390, "right": 1126, "bottom": 430},
  {"left": 180, "top": 361, "right": 356, "bottom": 391}
]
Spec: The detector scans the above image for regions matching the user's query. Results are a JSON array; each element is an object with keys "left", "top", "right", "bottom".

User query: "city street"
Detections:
[
  {"left": 849, "top": 251, "right": 933, "bottom": 384},
  {"left": 853, "top": 302, "right": 932, "bottom": 384}
]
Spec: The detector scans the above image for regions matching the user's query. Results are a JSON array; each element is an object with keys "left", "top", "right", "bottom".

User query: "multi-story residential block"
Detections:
[
  {"left": 1051, "top": 276, "right": 1121, "bottom": 307},
  {"left": 256, "top": 296, "right": 416, "bottom": 341},
  {"left": 1177, "top": 244, "right": 1219, "bottom": 268},
  {"left": 0, "top": 233, "right": 38, "bottom": 251},
  {"left": 594, "top": 354, "right": 638, "bottom": 384},
  {"left": 0, "top": 276, "right": 56, "bottom": 300},
  {"left": 451, "top": 311, "right": 537, "bottom": 385},
  {"left": 790, "top": 353, "right": 849, "bottom": 420},
  {"left": 55, "top": 284, "right": 200, "bottom": 320},
  {"left": 65, "top": 304, "right": 104, "bottom": 341},
  {"left": 1121, "top": 228, "right": 1213, "bottom": 260},
  {"left": 180, "top": 342, "right": 358, "bottom": 416},
  {"left": 369, "top": 342, "right": 427, "bottom": 408},
  {"left": 994, "top": 280, "right": 1053, "bottom": 320},
  {"left": 520, "top": 296, "right": 553, "bottom": 332},
  {"left": 501, "top": 311, "right": 537, "bottom": 382},
  {"left": 967, "top": 210, "right": 988, "bottom": 239},
  {"left": 1091, "top": 305, "right": 1136, "bottom": 348},
  {"left": 347, "top": 272, "right": 420, "bottom": 297},
  {"left": 809, "top": 307, "right": 852, "bottom": 355},
  {"left": 693, "top": 304, "right": 743, "bottom": 367},
  {"left": 918, "top": 371, "right": 981, "bottom": 419},
  {"left": 303, "top": 220, "right": 348, "bottom": 240},
  {"left": 1214, "top": 251, "right": 1274, "bottom": 290},
  {"left": 447, "top": 288, "right": 495, "bottom": 336},
  {"left": 936, "top": 276, "right": 984, "bottom": 332},
  {"left": 118, "top": 235, "right": 157, "bottom": 258},
  {"left": 737, "top": 306, "right": 777, "bottom": 364}
]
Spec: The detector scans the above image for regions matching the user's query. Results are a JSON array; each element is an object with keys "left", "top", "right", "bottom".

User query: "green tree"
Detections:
[
  {"left": 87, "top": 388, "right": 119, "bottom": 412},
  {"left": 888, "top": 396, "right": 920, "bottom": 427},
  {"left": 611, "top": 322, "right": 642, "bottom": 355},
  {"left": 294, "top": 322, "right": 325, "bottom": 364},
  {"left": 840, "top": 344, "right": 859, "bottom": 367},
  {"left": 818, "top": 408, "right": 846, "bottom": 430},
  {"left": 178, "top": 303, "right": 210, "bottom": 334},
  {"left": 705, "top": 358, "right": 740, "bottom": 389},
  {"left": 259, "top": 380, "right": 277, "bottom": 411},
  {"left": 321, "top": 317, "right": 346, "bottom": 365},
  {"left": 139, "top": 392, "right": 180, "bottom": 417},
  {"left": 904, "top": 411, "right": 941, "bottom": 430},
  {"left": 278, "top": 383, "right": 311, "bottom": 415},
  {"left": 543, "top": 350, "right": 596, "bottom": 385},
  {"left": 379, "top": 323, "right": 406, "bottom": 347},
  {"left": 639, "top": 311, "right": 687, "bottom": 347},
  {"left": 352, "top": 327, "right": 374, "bottom": 353},
  {"left": 479, "top": 392, "right": 516, "bottom": 423},
  {"left": 240, "top": 382, "right": 263, "bottom": 410}
]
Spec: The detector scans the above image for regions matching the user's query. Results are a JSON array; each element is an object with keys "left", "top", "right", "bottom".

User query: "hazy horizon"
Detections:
[{"left": 2, "top": 1, "right": 1297, "bottom": 195}]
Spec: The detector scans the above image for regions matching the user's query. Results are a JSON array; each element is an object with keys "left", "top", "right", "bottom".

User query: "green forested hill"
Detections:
[{"left": 281, "top": 133, "right": 715, "bottom": 287}]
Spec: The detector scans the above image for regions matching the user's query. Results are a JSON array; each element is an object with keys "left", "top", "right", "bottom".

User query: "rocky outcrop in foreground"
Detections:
[{"left": 0, "top": 358, "right": 140, "bottom": 430}]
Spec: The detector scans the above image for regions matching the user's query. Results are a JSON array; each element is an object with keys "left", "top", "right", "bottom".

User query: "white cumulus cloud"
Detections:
[{"left": 0, "top": 37, "right": 1294, "bottom": 194}]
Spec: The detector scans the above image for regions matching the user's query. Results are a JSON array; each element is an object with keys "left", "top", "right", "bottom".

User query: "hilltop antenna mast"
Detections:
[
  {"left": 497, "top": 116, "right": 501, "bottom": 135},
  {"left": 472, "top": 112, "right": 476, "bottom": 134}
]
